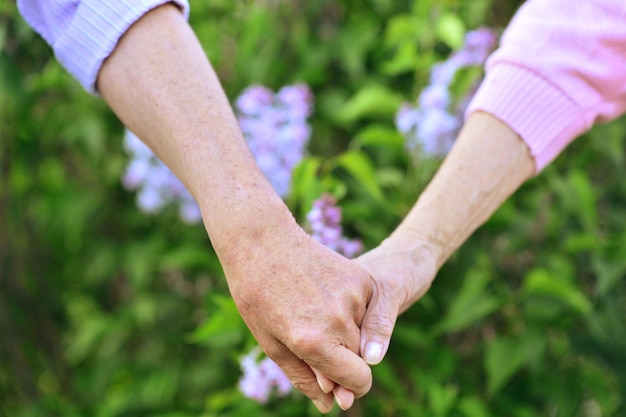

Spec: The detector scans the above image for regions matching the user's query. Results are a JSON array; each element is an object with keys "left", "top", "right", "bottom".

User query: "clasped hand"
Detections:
[{"left": 222, "top": 222, "right": 438, "bottom": 413}]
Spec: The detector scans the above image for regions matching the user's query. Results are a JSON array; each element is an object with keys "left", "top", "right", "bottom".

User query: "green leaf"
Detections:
[
  {"left": 334, "top": 151, "right": 385, "bottom": 202},
  {"left": 435, "top": 13, "right": 466, "bottom": 50},
  {"left": 351, "top": 125, "right": 405, "bottom": 151},
  {"left": 161, "top": 244, "right": 214, "bottom": 270},
  {"left": 383, "top": 14, "right": 423, "bottom": 46},
  {"left": 484, "top": 331, "right": 542, "bottom": 395},
  {"left": 568, "top": 170, "right": 598, "bottom": 230},
  {"left": 592, "top": 255, "right": 626, "bottom": 297},
  {"left": 336, "top": 84, "right": 403, "bottom": 123},
  {"left": 458, "top": 396, "right": 492, "bottom": 417},
  {"left": 382, "top": 42, "right": 419, "bottom": 75},
  {"left": 428, "top": 384, "right": 459, "bottom": 417},
  {"left": 435, "top": 259, "right": 500, "bottom": 334},
  {"left": 189, "top": 295, "right": 246, "bottom": 348},
  {"left": 522, "top": 268, "right": 592, "bottom": 314},
  {"left": 288, "top": 156, "right": 323, "bottom": 216}
]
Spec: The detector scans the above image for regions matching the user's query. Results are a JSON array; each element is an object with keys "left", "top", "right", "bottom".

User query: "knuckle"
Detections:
[
  {"left": 291, "top": 379, "right": 315, "bottom": 395},
  {"left": 354, "top": 368, "right": 373, "bottom": 396},
  {"left": 366, "top": 313, "right": 396, "bottom": 337},
  {"left": 288, "top": 370, "right": 321, "bottom": 399},
  {"left": 288, "top": 329, "right": 327, "bottom": 357},
  {"left": 263, "top": 344, "right": 286, "bottom": 363}
]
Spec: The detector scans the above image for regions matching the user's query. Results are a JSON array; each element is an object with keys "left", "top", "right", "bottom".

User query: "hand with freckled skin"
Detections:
[
  {"left": 221, "top": 218, "right": 374, "bottom": 412},
  {"left": 96, "top": 4, "right": 374, "bottom": 413}
]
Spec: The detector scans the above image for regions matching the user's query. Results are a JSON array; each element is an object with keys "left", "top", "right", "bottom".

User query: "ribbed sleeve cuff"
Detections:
[
  {"left": 54, "top": 0, "right": 190, "bottom": 94},
  {"left": 466, "top": 63, "right": 590, "bottom": 172}
]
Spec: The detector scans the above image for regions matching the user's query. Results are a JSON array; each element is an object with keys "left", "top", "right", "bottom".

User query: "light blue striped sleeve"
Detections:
[{"left": 17, "top": 0, "right": 190, "bottom": 94}]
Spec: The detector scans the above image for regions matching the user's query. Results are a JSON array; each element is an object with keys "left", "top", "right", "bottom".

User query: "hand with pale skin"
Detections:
[
  {"left": 304, "top": 114, "right": 537, "bottom": 396},
  {"left": 96, "top": 4, "right": 372, "bottom": 413},
  {"left": 352, "top": 111, "right": 536, "bottom": 367}
]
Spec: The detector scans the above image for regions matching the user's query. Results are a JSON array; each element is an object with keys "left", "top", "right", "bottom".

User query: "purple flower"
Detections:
[
  {"left": 418, "top": 84, "right": 450, "bottom": 109},
  {"left": 238, "top": 347, "right": 292, "bottom": 403},
  {"left": 430, "top": 60, "right": 459, "bottom": 86},
  {"left": 307, "top": 194, "right": 363, "bottom": 258},
  {"left": 137, "top": 186, "right": 164, "bottom": 214},
  {"left": 463, "top": 27, "right": 499, "bottom": 65},
  {"left": 121, "top": 83, "right": 314, "bottom": 223},
  {"left": 396, "top": 105, "right": 421, "bottom": 134},
  {"left": 122, "top": 130, "right": 201, "bottom": 223},
  {"left": 415, "top": 108, "right": 460, "bottom": 156},
  {"left": 122, "top": 158, "right": 151, "bottom": 189},
  {"left": 236, "top": 83, "right": 314, "bottom": 198},
  {"left": 235, "top": 85, "right": 274, "bottom": 116},
  {"left": 179, "top": 199, "right": 202, "bottom": 225},
  {"left": 397, "top": 27, "right": 498, "bottom": 158}
]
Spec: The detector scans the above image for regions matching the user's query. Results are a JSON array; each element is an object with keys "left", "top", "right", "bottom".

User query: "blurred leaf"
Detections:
[
  {"left": 189, "top": 295, "right": 246, "bottom": 348},
  {"left": 130, "top": 295, "right": 158, "bottom": 328},
  {"left": 568, "top": 170, "right": 598, "bottom": 230},
  {"left": 435, "top": 258, "right": 500, "bottom": 333},
  {"left": 592, "top": 255, "right": 626, "bottom": 297},
  {"left": 351, "top": 125, "right": 405, "bottom": 151},
  {"left": 436, "top": 13, "right": 466, "bottom": 49},
  {"left": 485, "top": 329, "right": 546, "bottom": 395},
  {"left": 161, "top": 243, "right": 214, "bottom": 270},
  {"left": 428, "top": 384, "right": 458, "bottom": 417},
  {"left": 522, "top": 268, "right": 592, "bottom": 314},
  {"left": 382, "top": 42, "right": 419, "bottom": 75},
  {"left": 383, "top": 14, "right": 423, "bottom": 46},
  {"left": 289, "top": 156, "right": 323, "bottom": 216},
  {"left": 336, "top": 84, "right": 403, "bottom": 123},
  {"left": 333, "top": 151, "right": 385, "bottom": 203},
  {"left": 458, "top": 395, "right": 492, "bottom": 417}
]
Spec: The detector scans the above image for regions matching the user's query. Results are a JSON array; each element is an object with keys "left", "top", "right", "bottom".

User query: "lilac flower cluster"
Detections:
[
  {"left": 396, "top": 28, "right": 498, "bottom": 157},
  {"left": 121, "top": 83, "right": 313, "bottom": 223},
  {"left": 238, "top": 347, "right": 292, "bottom": 404},
  {"left": 122, "top": 130, "right": 202, "bottom": 224},
  {"left": 307, "top": 194, "right": 363, "bottom": 259},
  {"left": 235, "top": 83, "right": 313, "bottom": 198}
]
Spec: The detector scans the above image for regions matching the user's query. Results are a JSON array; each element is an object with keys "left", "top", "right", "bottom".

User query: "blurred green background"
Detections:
[{"left": 1, "top": 0, "right": 625, "bottom": 416}]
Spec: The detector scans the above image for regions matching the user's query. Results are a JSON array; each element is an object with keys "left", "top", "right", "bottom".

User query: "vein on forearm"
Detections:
[{"left": 391, "top": 111, "right": 535, "bottom": 269}]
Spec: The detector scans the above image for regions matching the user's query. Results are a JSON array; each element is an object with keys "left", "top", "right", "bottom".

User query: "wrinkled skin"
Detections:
[
  {"left": 220, "top": 220, "right": 375, "bottom": 412},
  {"left": 354, "top": 238, "right": 440, "bottom": 363}
]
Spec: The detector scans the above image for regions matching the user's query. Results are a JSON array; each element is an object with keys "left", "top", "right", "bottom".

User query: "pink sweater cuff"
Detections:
[{"left": 466, "top": 63, "right": 590, "bottom": 172}]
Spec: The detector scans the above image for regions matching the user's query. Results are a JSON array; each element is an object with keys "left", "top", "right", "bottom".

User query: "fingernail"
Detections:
[
  {"left": 316, "top": 375, "right": 329, "bottom": 393},
  {"left": 364, "top": 342, "right": 383, "bottom": 365},
  {"left": 312, "top": 399, "right": 331, "bottom": 414},
  {"left": 311, "top": 400, "right": 326, "bottom": 413},
  {"left": 333, "top": 392, "right": 345, "bottom": 411}
]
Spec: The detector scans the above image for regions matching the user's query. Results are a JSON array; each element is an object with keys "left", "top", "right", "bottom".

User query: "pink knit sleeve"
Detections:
[{"left": 466, "top": 0, "right": 626, "bottom": 171}]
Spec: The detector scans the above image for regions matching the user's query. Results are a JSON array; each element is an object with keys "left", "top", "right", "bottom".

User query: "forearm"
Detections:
[
  {"left": 388, "top": 111, "right": 535, "bottom": 269},
  {"left": 97, "top": 4, "right": 297, "bottom": 262}
]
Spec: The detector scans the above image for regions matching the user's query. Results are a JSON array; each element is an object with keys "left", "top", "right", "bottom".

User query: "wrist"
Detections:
[
  {"left": 359, "top": 233, "right": 441, "bottom": 314},
  {"left": 385, "top": 216, "right": 449, "bottom": 270},
  {"left": 199, "top": 186, "right": 303, "bottom": 272}
]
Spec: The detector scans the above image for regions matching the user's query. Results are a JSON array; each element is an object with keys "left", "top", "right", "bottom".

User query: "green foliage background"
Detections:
[{"left": 1, "top": 0, "right": 625, "bottom": 416}]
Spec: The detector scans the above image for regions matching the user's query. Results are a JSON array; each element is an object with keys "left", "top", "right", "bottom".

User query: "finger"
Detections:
[
  {"left": 306, "top": 344, "right": 372, "bottom": 398},
  {"left": 359, "top": 282, "right": 398, "bottom": 365},
  {"left": 312, "top": 397, "right": 334, "bottom": 414},
  {"left": 263, "top": 339, "right": 335, "bottom": 412},
  {"left": 311, "top": 367, "right": 335, "bottom": 394},
  {"left": 333, "top": 385, "right": 355, "bottom": 411}
]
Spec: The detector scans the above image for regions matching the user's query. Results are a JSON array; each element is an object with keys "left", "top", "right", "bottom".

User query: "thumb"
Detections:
[{"left": 360, "top": 283, "right": 398, "bottom": 366}]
